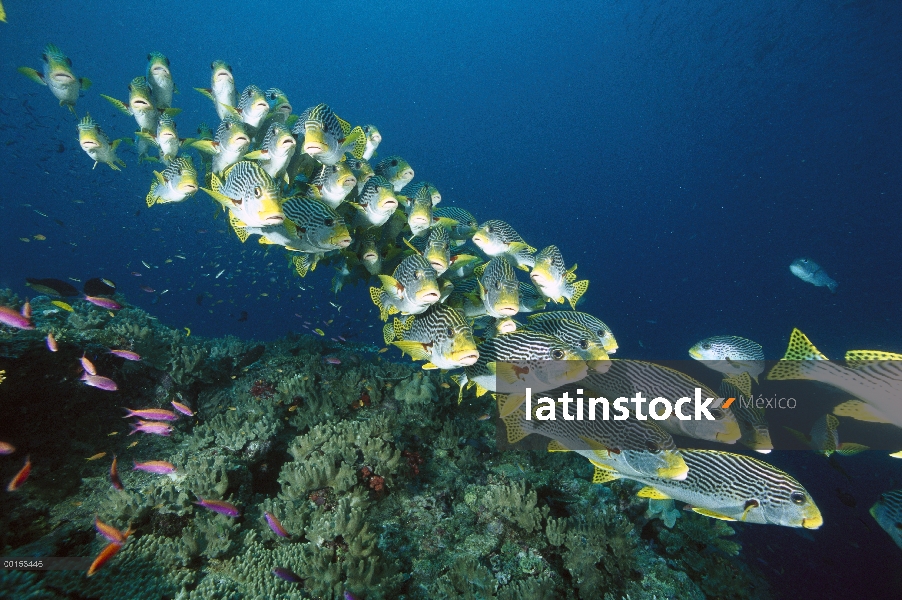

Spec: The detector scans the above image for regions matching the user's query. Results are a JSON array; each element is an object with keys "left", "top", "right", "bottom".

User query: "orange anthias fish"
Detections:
[
  {"left": 94, "top": 517, "right": 126, "bottom": 543},
  {"left": 87, "top": 541, "right": 123, "bottom": 577},
  {"left": 110, "top": 455, "right": 124, "bottom": 490},
  {"left": 7, "top": 455, "right": 31, "bottom": 491}
]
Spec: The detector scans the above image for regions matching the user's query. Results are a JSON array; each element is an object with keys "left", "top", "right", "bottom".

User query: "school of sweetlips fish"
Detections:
[{"left": 4, "top": 44, "right": 902, "bottom": 576}]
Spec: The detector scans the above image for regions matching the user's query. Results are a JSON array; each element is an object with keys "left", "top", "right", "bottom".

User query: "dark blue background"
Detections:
[{"left": 0, "top": 1, "right": 900, "bottom": 596}]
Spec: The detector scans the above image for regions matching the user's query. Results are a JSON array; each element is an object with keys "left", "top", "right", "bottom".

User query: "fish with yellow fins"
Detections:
[
  {"left": 202, "top": 161, "right": 283, "bottom": 228},
  {"left": 146, "top": 158, "right": 199, "bottom": 207},
  {"left": 383, "top": 304, "right": 479, "bottom": 370},
  {"left": 18, "top": 44, "right": 92, "bottom": 114},
  {"left": 293, "top": 103, "right": 366, "bottom": 166},
  {"left": 720, "top": 372, "right": 773, "bottom": 454},
  {"left": 768, "top": 329, "right": 902, "bottom": 429},
  {"left": 471, "top": 219, "right": 536, "bottom": 271},
  {"left": 374, "top": 156, "right": 415, "bottom": 192},
  {"left": 195, "top": 61, "right": 237, "bottom": 121},
  {"left": 146, "top": 52, "right": 176, "bottom": 109},
  {"left": 77, "top": 115, "right": 126, "bottom": 171},
  {"left": 593, "top": 449, "right": 823, "bottom": 529},
  {"left": 369, "top": 254, "right": 441, "bottom": 321},
  {"left": 871, "top": 490, "right": 902, "bottom": 550},
  {"left": 529, "top": 245, "right": 589, "bottom": 310},
  {"left": 784, "top": 414, "right": 869, "bottom": 458},
  {"left": 101, "top": 76, "right": 177, "bottom": 134},
  {"left": 191, "top": 116, "right": 251, "bottom": 175}
]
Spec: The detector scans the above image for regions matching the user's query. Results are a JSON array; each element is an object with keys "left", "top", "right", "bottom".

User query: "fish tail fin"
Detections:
[
  {"left": 568, "top": 280, "right": 589, "bottom": 309},
  {"left": 501, "top": 410, "right": 529, "bottom": 444},
  {"left": 827, "top": 280, "right": 838, "bottom": 294},
  {"left": 382, "top": 322, "right": 395, "bottom": 345}
]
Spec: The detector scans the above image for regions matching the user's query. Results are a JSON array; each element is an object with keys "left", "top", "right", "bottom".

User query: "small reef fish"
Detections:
[
  {"left": 46, "top": 333, "right": 58, "bottom": 352},
  {"left": 272, "top": 567, "right": 303, "bottom": 583},
  {"left": 361, "top": 124, "right": 382, "bottom": 160},
  {"left": 77, "top": 114, "right": 126, "bottom": 171},
  {"left": 50, "top": 301, "right": 74, "bottom": 312},
  {"left": 146, "top": 157, "right": 199, "bottom": 207},
  {"left": 203, "top": 161, "right": 283, "bottom": 228},
  {"left": 526, "top": 311, "right": 618, "bottom": 354},
  {"left": 244, "top": 122, "right": 296, "bottom": 183},
  {"left": 195, "top": 497, "right": 240, "bottom": 517},
  {"left": 689, "top": 335, "right": 765, "bottom": 382},
  {"left": 871, "top": 489, "right": 902, "bottom": 550},
  {"left": 86, "top": 452, "right": 107, "bottom": 461},
  {"left": 293, "top": 103, "right": 366, "bottom": 166},
  {"left": 0, "top": 306, "right": 33, "bottom": 330},
  {"left": 128, "top": 420, "right": 171, "bottom": 436},
  {"left": 790, "top": 258, "right": 838, "bottom": 293},
  {"left": 6, "top": 455, "right": 31, "bottom": 492},
  {"left": 192, "top": 116, "right": 251, "bottom": 175},
  {"left": 85, "top": 296, "right": 122, "bottom": 310},
  {"left": 471, "top": 220, "right": 536, "bottom": 270},
  {"left": 133, "top": 460, "right": 176, "bottom": 474},
  {"left": 87, "top": 541, "right": 123, "bottom": 577},
  {"left": 110, "top": 455, "right": 124, "bottom": 490},
  {"left": 80, "top": 355, "right": 97, "bottom": 375},
  {"left": 0, "top": 441, "right": 15, "bottom": 455},
  {"left": 145, "top": 52, "right": 175, "bottom": 109},
  {"left": 18, "top": 44, "right": 92, "bottom": 113},
  {"left": 94, "top": 517, "right": 127, "bottom": 544},
  {"left": 110, "top": 349, "right": 141, "bottom": 361},
  {"left": 374, "top": 156, "right": 415, "bottom": 192},
  {"left": 123, "top": 408, "right": 177, "bottom": 421},
  {"left": 264, "top": 511, "right": 290, "bottom": 538},
  {"left": 370, "top": 254, "right": 441, "bottom": 321},
  {"left": 81, "top": 373, "right": 118, "bottom": 391},
  {"left": 171, "top": 401, "right": 194, "bottom": 416},
  {"left": 383, "top": 304, "right": 479, "bottom": 370},
  {"left": 195, "top": 61, "right": 237, "bottom": 121}
]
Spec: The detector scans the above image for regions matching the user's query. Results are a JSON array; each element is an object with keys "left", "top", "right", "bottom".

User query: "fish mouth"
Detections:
[
  {"left": 264, "top": 215, "right": 284, "bottom": 224},
  {"left": 335, "top": 237, "right": 352, "bottom": 248},
  {"left": 496, "top": 305, "right": 518, "bottom": 316},
  {"left": 371, "top": 134, "right": 382, "bottom": 143},
  {"left": 342, "top": 178, "right": 357, "bottom": 190},
  {"left": 451, "top": 351, "right": 479, "bottom": 366},
  {"left": 280, "top": 138, "right": 296, "bottom": 148},
  {"left": 362, "top": 252, "right": 378, "bottom": 262},
  {"left": 656, "top": 458, "right": 689, "bottom": 481},
  {"left": 802, "top": 514, "right": 823, "bottom": 529},
  {"left": 304, "top": 143, "right": 324, "bottom": 155},
  {"left": 132, "top": 99, "right": 151, "bottom": 108},
  {"left": 411, "top": 215, "right": 429, "bottom": 225},
  {"left": 379, "top": 199, "right": 398, "bottom": 210},
  {"left": 80, "top": 140, "right": 99, "bottom": 150},
  {"left": 472, "top": 234, "right": 487, "bottom": 246},
  {"left": 152, "top": 66, "right": 170, "bottom": 77},
  {"left": 715, "top": 421, "right": 742, "bottom": 443},
  {"left": 214, "top": 71, "right": 233, "bottom": 83},
  {"left": 400, "top": 169, "right": 414, "bottom": 180},
  {"left": 429, "top": 261, "right": 447, "bottom": 271},
  {"left": 415, "top": 290, "right": 440, "bottom": 303},
  {"left": 588, "top": 358, "right": 612, "bottom": 373},
  {"left": 179, "top": 184, "right": 199, "bottom": 194},
  {"left": 278, "top": 105, "right": 292, "bottom": 115},
  {"left": 688, "top": 348, "right": 703, "bottom": 359},
  {"left": 530, "top": 272, "right": 550, "bottom": 286}
]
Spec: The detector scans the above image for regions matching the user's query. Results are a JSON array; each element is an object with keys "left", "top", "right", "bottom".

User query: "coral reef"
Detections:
[{"left": 0, "top": 293, "right": 772, "bottom": 599}]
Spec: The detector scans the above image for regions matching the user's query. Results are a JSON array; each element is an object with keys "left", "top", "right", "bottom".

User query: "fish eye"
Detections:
[
  {"left": 210, "top": 62, "right": 215, "bottom": 70},
  {"left": 324, "top": 218, "right": 334, "bottom": 227},
  {"left": 494, "top": 279, "right": 502, "bottom": 290},
  {"left": 644, "top": 440, "right": 660, "bottom": 453},
  {"left": 391, "top": 159, "right": 398, "bottom": 166},
  {"left": 415, "top": 270, "right": 424, "bottom": 280},
  {"left": 551, "top": 349, "right": 565, "bottom": 360},
  {"left": 579, "top": 339, "right": 589, "bottom": 350},
  {"left": 709, "top": 408, "right": 724, "bottom": 419},
  {"left": 486, "top": 225, "right": 494, "bottom": 233},
  {"left": 702, "top": 343, "right": 711, "bottom": 350},
  {"left": 801, "top": 258, "right": 808, "bottom": 263},
  {"left": 446, "top": 327, "right": 454, "bottom": 337},
  {"left": 253, "top": 186, "right": 262, "bottom": 198},
  {"left": 790, "top": 491, "right": 806, "bottom": 505}
]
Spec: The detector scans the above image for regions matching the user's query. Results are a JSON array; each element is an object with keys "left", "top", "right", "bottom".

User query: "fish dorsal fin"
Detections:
[
  {"left": 722, "top": 372, "right": 753, "bottom": 398},
  {"left": 501, "top": 410, "right": 529, "bottom": 444},
  {"left": 336, "top": 115, "right": 352, "bottom": 136},
  {"left": 474, "top": 263, "right": 487, "bottom": 278},
  {"left": 153, "top": 170, "right": 166, "bottom": 185},
  {"left": 590, "top": 463, "right": 620, "bottom": 484},
  {"left": 392, "top": 340, "right": 433, "bottom": 362},
  {"left": 547, "top": 439, "right": 571, "bottom": 453},
  {"left": 767, "top": 329, "right": 827, "bottom": 381},
  {"left": 832, "top": 399, "right": 892, "bottom": 423},
  {"left": 692, "top": 508, "right": 737, "bottom": 522},
  {"left": 825, "top": 414, "right": 840, "bottom": 432},
  {"left": 637, "top": 486, "right": 671, "bottom": 500},
  {"left": 845, "top": 350, "right": 902, "bottom": 368}
]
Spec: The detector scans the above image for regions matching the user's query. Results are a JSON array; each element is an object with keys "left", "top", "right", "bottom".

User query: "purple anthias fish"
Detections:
[
  {"left": 109, "top": 349, "right": 141, "bottom": 361},
  {"left": 0, "top": 306, "right": 33, "bottom": 330},
  {"left": 85, "top": 296, "right": 122, "bottom": 310},
  {"left": 264, "top": 511, "right": 290, "bottom": 538},
  {"left": 195, "top": 497, "right": 240, "bottom": 517},
  {"left": 128, "top": 420, "right": 172, "bottom": 436},
  {"left": 133, "top": 460, "right": 176, "bottom": 474},
  {"left": 81, "top": 373, "right": 118, "bottom": 391},
  {"left": 123, "top": 408, "right": 178, "bottom": 421},
  {"left": 171, "top": 400, "right": 194, "bottom": 416},
  {"left": 272, "top": 567, "right": 303, "bottom": 583}
]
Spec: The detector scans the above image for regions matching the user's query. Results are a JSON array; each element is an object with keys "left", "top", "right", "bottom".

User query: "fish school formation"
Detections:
[{"left": 5, "top": 44, "right": 902, "bottom": 575}]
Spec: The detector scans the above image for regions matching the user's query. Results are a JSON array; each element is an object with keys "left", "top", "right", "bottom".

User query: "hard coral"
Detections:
[{"left": 249, "top": 379, "right": 276, "bottom": 399}]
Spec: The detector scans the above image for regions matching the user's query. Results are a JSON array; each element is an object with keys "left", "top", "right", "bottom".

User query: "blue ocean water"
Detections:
[{"left": 0, "top": 0, "right": 900, "bottom": 597}]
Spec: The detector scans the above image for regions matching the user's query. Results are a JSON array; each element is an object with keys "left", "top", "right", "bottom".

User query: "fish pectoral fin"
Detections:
[
  {"left": 162, "top": 108, "right": 181, "bottom": 117},
  {"left": 591, "top": 463, "right": 620, "bottom": 484},
  {"left": 691, "top": 508, "right": 737, "bottom": 522},
  {"left": 229, "top": 214, "right": 249, "bottom": 242},
  {"left": 782, "top": 426, "right": 811, "bottom": 446},
  {"left": 391, "top": 341, "right": 433, "bottom": 362},
  {"left": 832, "top": 399, "right": 892, "bottom": 423},
  {"left": 194, "top": 87, "right": 215, "bottom": 101},
  {"left": 152, "top": 170, "right": 166, "bottom": 185},
  {"left": 79, "top": 77, "right": 92, "bottom": 90},
  {"left": 377, "top": 275, "right": 404, "bottom": 298},
  {"left": 243, "top": 149, "right": 266, "bottom": 160},
  {"left": 190, "top": 140, "right": 218, "bottom": 155},
  {"left": 200, "top": 186, "right": 234, "bottom": 206},
  {"left": 496, "top": 393, "right": 526, "bottom": 417},
  {"left": 136, "top": 131, "right": 157, "bottom": 145},
  {"left": 18, "top": 67, "right": 46, "bottom": 85},
  {"left": 836, "top": 442, "right": 869, "bottom": 456},
  {"left": 219, "top": 103, "right": 241, "bottom": 119},
  {"left": 637, "top": 486, "right": 671, "bottom": 500},
  {"left": 547, "top": 439, "right": 571, "bottom": 453},
  {"left": 100, "top": 94, "right": 131, "bottom": 115},
  {"left": 421, "top": 362, "right": 439, "bottom": 370}
]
